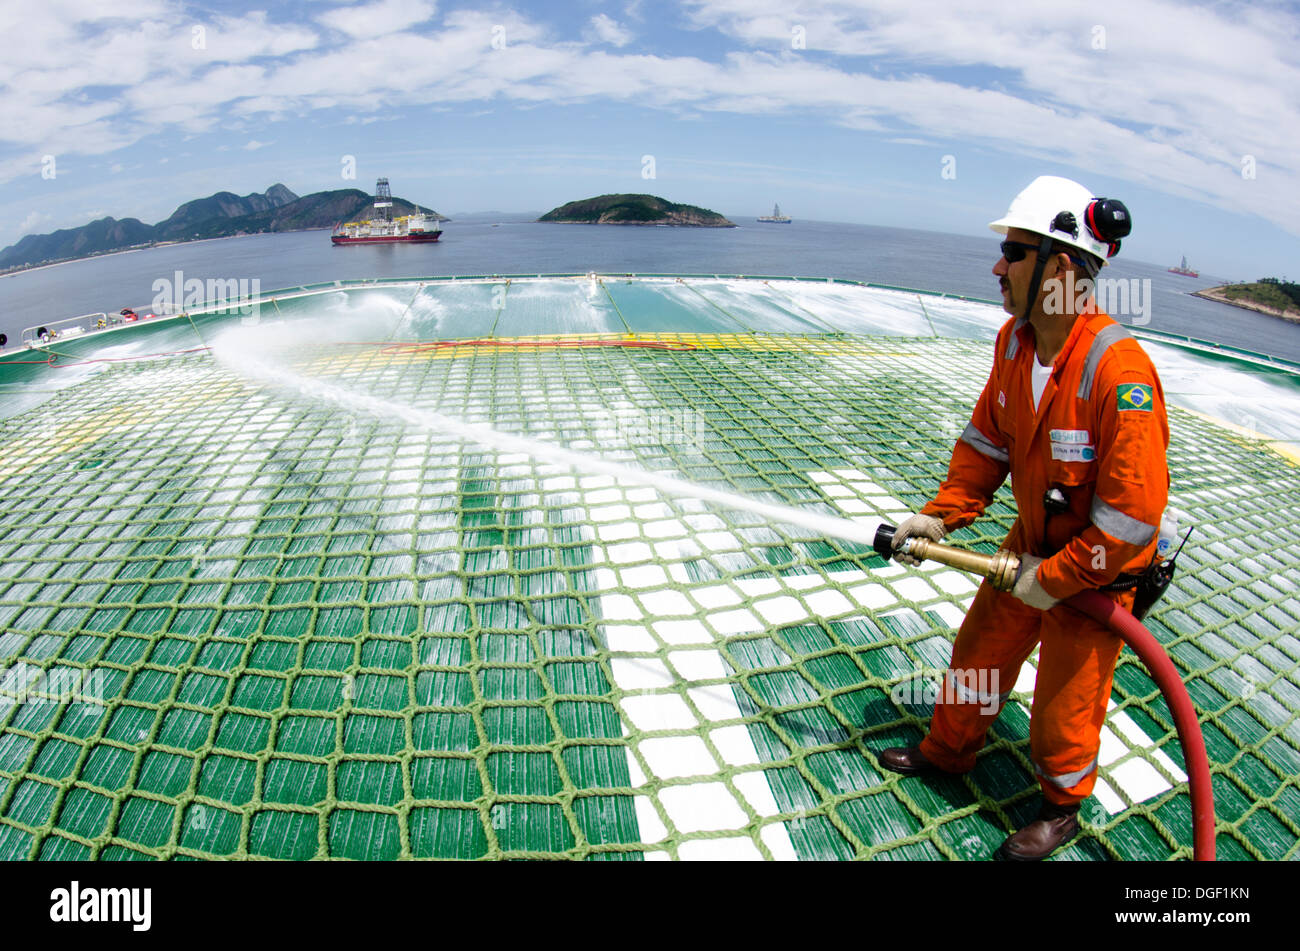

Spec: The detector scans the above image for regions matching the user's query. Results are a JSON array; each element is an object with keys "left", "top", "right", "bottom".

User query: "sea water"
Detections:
[{"left": 4, "top": 218, "right": 1298, "bottom": 361}]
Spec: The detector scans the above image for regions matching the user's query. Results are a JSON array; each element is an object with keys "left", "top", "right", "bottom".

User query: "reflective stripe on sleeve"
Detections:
[
  {"left": 1035, "top": 756, "right": 1099, "bottom": 790},
  {"left": 1076, "top": 324, "right": 1132, "bottom": 400},
  {"left": 960, "top": 422, "right": 1009, "bottom": 463},
  {"left": 1090, "top": 496, "right": 1158, "bottom": 545}
]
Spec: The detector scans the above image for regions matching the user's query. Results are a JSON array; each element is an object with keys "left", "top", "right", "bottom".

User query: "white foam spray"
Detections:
[{"left": 216, "top": 338, "right": 886, "bottom": 548}]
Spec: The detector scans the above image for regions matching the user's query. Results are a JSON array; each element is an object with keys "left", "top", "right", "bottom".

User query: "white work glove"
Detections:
[
  {"left": 892, "top": 514, "right": 946, "bottom": 566},
  {"left": 1012, "top": 554, "right": 1060, "bottom": 610}
]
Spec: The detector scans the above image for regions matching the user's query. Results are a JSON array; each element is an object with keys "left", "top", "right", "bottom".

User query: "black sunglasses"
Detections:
[
  {"left": 1000, "top": 239, "right": 1086, "bottom": 268},
  {"left": 1000, "top": 239, "right": 1039, "bottom": 263}
]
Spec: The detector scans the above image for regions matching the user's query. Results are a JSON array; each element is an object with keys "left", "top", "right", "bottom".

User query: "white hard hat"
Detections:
[{"left": 989, "top": 175, "right": 1123, "bottom": 264}]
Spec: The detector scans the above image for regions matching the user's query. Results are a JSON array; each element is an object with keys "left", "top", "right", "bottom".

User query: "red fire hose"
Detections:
[
  {"left": 1065, "top": 590, "right": 1216, "bottom": 861},
  {"left": 873, "top": 524, "right": 1216, "bottom": 861}
]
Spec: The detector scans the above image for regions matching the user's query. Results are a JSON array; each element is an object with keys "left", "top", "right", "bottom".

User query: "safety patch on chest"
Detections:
[
  {"left": 1117, "top": 383, "right": 1154, "bottom": 412},
  {"left": 998, "top": 390, "right": 1006, "bottom": 407},
  {"left": 1051, "top": 441, "right": 1096, "bottom": 463}
]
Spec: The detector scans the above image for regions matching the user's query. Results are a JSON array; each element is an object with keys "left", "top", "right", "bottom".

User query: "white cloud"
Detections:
[
  {"left": 587, "top": 14, "right": 633, "bottom": 47},
  {"left": 0, "top": 2, "right": 317, "bottom": 163},
  {"left": 318, "top": 0, "right": 436, "bottom": 39},
  {"left": 677, "top": 0, "right": 1300, "bottom": 230},
  {"left": 242, "top": 139, "right": 272, "bottom": 151},
  {"left": 18, "top": 210, "right": 49, "bottom": 233}
]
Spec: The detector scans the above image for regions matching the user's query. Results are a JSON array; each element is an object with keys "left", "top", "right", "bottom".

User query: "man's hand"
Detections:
[
  {"left": 1012, "top": 554, "right": 1059, "bottom": 610},
  {"left": 892, "top": 514, "right": 946, "bottom": 566}
]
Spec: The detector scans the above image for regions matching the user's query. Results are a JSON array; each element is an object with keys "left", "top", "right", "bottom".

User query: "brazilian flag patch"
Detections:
[{"left": 1117, "top": 383, "right": 1154, "bottom": 412}]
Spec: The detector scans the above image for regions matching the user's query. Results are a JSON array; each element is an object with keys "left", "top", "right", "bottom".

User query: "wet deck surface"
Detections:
[{"left": 0, "top": 277, "right": 1296, "bottom": 860}]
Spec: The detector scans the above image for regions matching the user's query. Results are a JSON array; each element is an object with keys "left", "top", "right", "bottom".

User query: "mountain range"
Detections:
[{"left": 1, "top": 185, "right": 446, "bottom": 272}]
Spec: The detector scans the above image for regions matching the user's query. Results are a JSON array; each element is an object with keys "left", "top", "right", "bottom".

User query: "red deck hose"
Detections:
[{"left": 1066, "top": 589, "right": 1216, "bottom": 861}]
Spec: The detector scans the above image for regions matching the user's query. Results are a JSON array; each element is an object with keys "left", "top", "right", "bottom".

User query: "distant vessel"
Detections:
[
  {"left": 332, "top": 177, "right": 442, "bottom": 245},
  {"left": 757, "top": 203, "right": 792, "bottom": 224},
  {"left": 1168, "top": 255, "right": 1199, "bottom": 278}
]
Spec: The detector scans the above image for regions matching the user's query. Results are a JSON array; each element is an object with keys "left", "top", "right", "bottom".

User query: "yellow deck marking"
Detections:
[
  {"left": 297, "top": 334, "right": 913, "bottom": 376},
  {"left": 0, "top": 409, "right": 147, "bottom": 477},
  {"left": 0, "top": 380, "right": 247, "bottom": 476},
  {"left": 1181, "top": 407, "right": 1300, "bottom": 469}
]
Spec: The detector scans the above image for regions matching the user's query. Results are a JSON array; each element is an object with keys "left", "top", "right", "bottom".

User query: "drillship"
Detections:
[
  {"left": 1168, "top": 255, "right": 1199, "bottom": 278},
  {"left": 331, "top": 177, "right": 443, "bottom": 245},
  {"left": 757, "top": 202, "right": 792, "bottom": 223}
]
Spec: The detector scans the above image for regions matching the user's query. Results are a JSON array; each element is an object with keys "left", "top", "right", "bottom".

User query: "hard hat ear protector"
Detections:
[
  {"left": 1084, "top": 197, "right": 1131, "bottom": 257},
  {"left": 1048, "top": 199, "right": 1132, "bottom": 257}
]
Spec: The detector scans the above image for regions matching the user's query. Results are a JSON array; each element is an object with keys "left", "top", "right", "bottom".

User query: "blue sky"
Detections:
[{"left": 1, "top": 0, "right": 1298, "bottom": 279}]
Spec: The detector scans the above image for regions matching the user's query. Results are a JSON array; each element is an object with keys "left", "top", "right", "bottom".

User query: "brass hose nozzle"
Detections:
[{"left": 872, "top": 524, "right": 1021, "bottom": 592}]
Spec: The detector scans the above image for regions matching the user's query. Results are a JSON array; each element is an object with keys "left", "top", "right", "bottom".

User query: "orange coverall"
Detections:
[{"left": 917, "top": 302, "right": 1170, "bottom": 804}]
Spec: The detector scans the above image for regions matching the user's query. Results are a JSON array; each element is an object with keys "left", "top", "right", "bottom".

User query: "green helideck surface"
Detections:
[{"left": 0, "top": 276, "right": 1296, "bottom": 861}]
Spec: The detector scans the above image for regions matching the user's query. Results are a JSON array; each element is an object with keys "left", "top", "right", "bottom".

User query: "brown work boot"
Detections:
[
  {"left": 877, "top": 745, "right": 944, "bottom": 776},
  {"left": 995, "top": 801, "right": 1081, "bottom": 861}
]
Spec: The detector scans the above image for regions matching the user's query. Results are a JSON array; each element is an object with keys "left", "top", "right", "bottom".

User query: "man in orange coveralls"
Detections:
[{"left": 876, "top": 176, "right": 1170, "bottom": 860}]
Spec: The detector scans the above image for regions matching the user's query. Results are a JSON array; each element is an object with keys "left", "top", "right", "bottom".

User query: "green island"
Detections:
[
  {"left": 1194, "top": 277, "right": 1300, "bottom": 324},
  {"left": 538, "top": 193, "right": 735, "bottom": 227}
]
